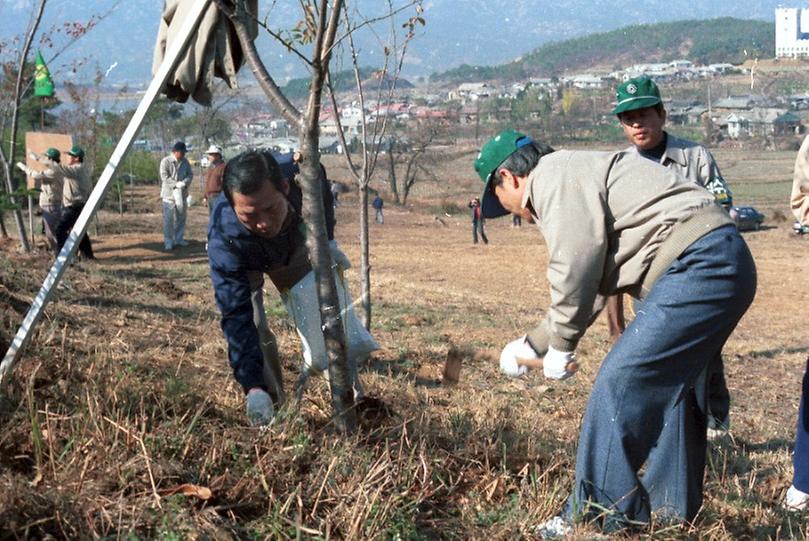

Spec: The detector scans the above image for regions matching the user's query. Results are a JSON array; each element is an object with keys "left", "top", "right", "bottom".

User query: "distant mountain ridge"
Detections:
[
  {"left": 431, "top": 18, "right": 774, "bottom": 84},
  {"left": 0, "top": 1, "right": 783, "bottom": 86}
]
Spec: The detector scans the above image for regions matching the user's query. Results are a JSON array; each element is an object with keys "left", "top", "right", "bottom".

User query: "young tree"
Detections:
[
  {"left": 326, "top": 0, "right": 424, "bottom": 329},
  {"left": 216, "top": 0, "right": 355, "bottom": 431},
  {"left": 0, "top": 0, "right": 47, "bottom": 253},
  {"left": 386, "top": 118, "right": 439, "bottom": 206}
]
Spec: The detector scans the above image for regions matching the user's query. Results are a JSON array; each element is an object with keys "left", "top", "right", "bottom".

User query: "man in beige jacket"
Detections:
[
  {"left": 16, "top": 147, "right": 63, "bottom": 253},
  {"left": 475, "top": 130, "right": 756, "bottom": 532}
]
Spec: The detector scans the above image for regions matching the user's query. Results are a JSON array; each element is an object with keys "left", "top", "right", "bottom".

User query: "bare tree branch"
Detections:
[
  {"left": 215, "top": 0, "right": 303, "bottom": 127},
  {"left": 0, "top": 0, "right": 48, "bottom": 253}
]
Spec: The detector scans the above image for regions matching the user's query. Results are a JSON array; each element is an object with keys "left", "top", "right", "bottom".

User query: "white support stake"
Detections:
[{"left": 0, "top": 0, "right": 213, "bottom": 387}]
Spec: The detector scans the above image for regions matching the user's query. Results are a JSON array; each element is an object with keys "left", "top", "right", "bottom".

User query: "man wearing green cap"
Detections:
[
  {"left": 29, "top": 145, "right": 95, "bottom": 259},
  {"left": 609, "top": 75, "right": 734, "bottom": 438},
  {"left": 16, "top": 148, "right": 63, "bottom": 253},
  {"left": 473, "top": 129, "right": 756, "bottom": 531}
]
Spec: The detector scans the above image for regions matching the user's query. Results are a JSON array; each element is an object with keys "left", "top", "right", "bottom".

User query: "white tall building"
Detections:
[{"left": 776, "top": 7, "right": 809, "bottom": 58}]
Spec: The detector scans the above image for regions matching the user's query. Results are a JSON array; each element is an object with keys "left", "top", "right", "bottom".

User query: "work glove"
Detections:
[
  {"left": 245, "top": 388, "right": 274, "bottom": 427},
  {"left": 329, "top": 239, "right": 352, "bottom": 270},
  {"left": 174, "top": 181, "right": 187, "bottom": 190},
  {"left": 15, "top": 162, "right": 29, "bottom": 174},
  {"left": 28, "top": 152, "right": 38, "bottom": 161},
  {"left": 499, "top": 336, "right": 536, "bottom": 378},
  {"left": 543, "top": 345, "right": 577, "bottom": 380}
]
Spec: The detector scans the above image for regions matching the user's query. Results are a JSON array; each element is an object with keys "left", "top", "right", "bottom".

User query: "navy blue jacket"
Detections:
[{"left": 207, "top": 156, "right": 335, "bottom": 392}]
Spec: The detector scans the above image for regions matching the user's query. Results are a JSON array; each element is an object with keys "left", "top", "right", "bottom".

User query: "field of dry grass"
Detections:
[{"left": 0, "top": 145, "right": 808, "bottom": 539}]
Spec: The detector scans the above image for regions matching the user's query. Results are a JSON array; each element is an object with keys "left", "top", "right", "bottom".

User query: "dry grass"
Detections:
[{"left": 0, "top": 147, "right": 808, "bottom": 539}]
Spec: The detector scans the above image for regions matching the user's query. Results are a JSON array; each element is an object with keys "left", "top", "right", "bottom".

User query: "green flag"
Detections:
[{"left": 34, "top": 51, "right": 54, "bottom": 98}]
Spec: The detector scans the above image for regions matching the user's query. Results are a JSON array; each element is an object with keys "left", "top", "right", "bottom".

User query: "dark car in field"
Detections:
[{"left": 731, "top": 206, "right": 764, "bottom": 231}]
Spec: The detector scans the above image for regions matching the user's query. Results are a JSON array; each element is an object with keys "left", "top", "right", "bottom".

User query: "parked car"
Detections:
[{"left": 730, "top": 206, "right": 764, "bottom": 231}]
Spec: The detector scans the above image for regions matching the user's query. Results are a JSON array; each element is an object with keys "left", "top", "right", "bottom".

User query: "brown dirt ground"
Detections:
[{"left": 0, "top": 148, "right": 807, "bottom": 538}]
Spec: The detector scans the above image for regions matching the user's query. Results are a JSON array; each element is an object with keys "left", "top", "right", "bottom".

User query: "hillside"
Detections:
[
  {"left": 432, "top": 17, "right": 774, "bottom": 84},
  {"left": 283, "top": 68, "right": 414, "bottom": 100},
  {"left": 0, "top": 147, "right": 806, "bottom": 537}
]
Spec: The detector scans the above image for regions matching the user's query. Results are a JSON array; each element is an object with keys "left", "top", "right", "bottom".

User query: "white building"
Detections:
[{"left": 776, "top": 7, "right": 809, "bottom": 58}]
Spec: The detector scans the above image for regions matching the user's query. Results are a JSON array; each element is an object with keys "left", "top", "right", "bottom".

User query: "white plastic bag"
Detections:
[
  {"left": 282, "top": 268, "right": 379, "bottom": 379},
  {"left": 172, "top": 187, "right": 184, "bottom": 208}
]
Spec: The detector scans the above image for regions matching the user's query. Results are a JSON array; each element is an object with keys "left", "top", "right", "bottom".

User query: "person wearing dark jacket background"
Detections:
[{"left": 207, "top": 149, "right": 354, "bottom": 426}]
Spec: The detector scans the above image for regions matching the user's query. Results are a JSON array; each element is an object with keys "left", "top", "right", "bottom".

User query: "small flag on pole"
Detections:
[{"left": 34, "top": 51, "right": 54, "bottom": 98}]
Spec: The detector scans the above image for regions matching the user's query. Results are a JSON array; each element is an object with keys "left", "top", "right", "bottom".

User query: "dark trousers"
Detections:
[
  {"left": 56, "top": 203, "right": 94, "bottom": 259},
  {"left": 567, "top": 226, "right": 756, "bottom": 528},
  {"left": 473, "top": 219, "right": 488, "bottom": 244},
  {"left": 794, "top": 358, "right": 809, "bottom": 493}
]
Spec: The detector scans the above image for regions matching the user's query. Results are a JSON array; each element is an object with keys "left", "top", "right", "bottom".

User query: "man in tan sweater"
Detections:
[
  {"left": 475, "top": 130, "right": 756, "bottom": 532},
  {"left": 16, "top": 147, "right": 63, "bottom": 253}
]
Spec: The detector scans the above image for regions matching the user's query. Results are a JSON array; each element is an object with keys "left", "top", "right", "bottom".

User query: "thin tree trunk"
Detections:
[
  {"left": 0, "top": 211, "right": 8, "bottom": 237},
  {"left": 387, "top": 148, "right": 399, "bottom": 204},
  {"left": 358, "top": 184, "right": 371, "bottom": 329},
  {"left": 0, "top": 0, "right": 47, "bottom": 254},
  {"left": 224, "top": 0, "right": 356, "bottom": 432}
]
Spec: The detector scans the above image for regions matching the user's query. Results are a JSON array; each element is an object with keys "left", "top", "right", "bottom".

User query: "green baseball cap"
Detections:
[
  {"left": 44, "top": 147, "right": 60, "bottom": 160},
  {"left": 612, "top": 76, "right": 662, "bottom": 115},
  {"left": 474, "top": 129, "right": 533, "bottom": 219},
  {"left": 67, "top": 145, "right": 84, "bottom": 160}
]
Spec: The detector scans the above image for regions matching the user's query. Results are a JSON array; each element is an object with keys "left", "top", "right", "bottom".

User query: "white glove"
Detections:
[
  {"left": 15, "top": 162, "right": 28, "bottom": 173},
  {"left": 174, "top": 181, "right": 187, "bottom": 189},
  {"left": 328, "top": 239, "right": 352, "bottom": 270},
  {"left": 543, "top": 345, "right": 577, "bottom": 380},
  {"left": 499, "top": 336, "right": 537, "bottom": 378},
  {"left": 28, "top": 152, "right": 38, "bottom": 161}
]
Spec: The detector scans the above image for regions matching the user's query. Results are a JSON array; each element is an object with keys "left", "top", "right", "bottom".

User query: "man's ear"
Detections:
[
  {"left": 498, "top": 168, "right": 519, "bottom": 189},
  {"left": 281, "top": 178, "right": 291, "bottom": 195}
]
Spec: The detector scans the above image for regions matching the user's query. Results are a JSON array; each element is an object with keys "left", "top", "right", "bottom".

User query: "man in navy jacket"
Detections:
[{"left": 207, "top": 149, "right": 345, "bottom": 426}]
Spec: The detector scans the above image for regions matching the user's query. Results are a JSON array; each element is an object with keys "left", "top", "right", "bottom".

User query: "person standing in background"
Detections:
[
  {"left": 606, "top": 76, "right": 735, "bottom": 437},
  {"left": 159, "top": 141, "right": 193, "bottom": 251},
  {"left": 16, "top": 148, "right": 63, "bottom": 253},
  {"left": 203, "top": 144, "right": 225, "bottom": 216},
  {"left": 372, "top": 193, "right": 384, "bottom": 224},
  {"left": 468, "top": 197, "right": 488, "bottom": 244},
  {"left": 29, "top": 145, "right": 95, "bottom": 260}
]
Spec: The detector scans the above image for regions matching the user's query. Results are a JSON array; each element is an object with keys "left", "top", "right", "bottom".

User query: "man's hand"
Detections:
[
  {"left": 28, "top": 152, "right": 38, "bottom": 161},
  {"left": 175, "top": 181, "right": 186, "bottom": 190},
  {"left": 202, "top": 196, "right": 208, "bottom": 207},
  {"left": 328, "top": 240, "right": 352, "bottom": 270},
  {"left": 543, "top": 346, "right": 577, "bottom": 380},
  {"left": 499, "top": 336, "right": 537, "bottom": 378},
  {"left": 605, "top": 294, "right": 626, "bottom": 342},
  {"left": 15, "top": 162, "right": 28, "bottom": 173}
]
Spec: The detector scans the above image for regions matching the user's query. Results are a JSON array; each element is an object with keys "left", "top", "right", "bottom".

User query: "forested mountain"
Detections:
[{"left": 432, "top": 18, "right": 773, "bottom": 84}]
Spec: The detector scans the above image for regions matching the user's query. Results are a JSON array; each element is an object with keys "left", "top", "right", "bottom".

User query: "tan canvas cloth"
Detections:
[{"left": 153, "top": 0, "right": 258, "bottom": 106}]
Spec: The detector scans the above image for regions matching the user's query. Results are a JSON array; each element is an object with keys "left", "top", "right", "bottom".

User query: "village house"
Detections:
[{"left": 725, "top": 108, "right": 800, "bottom": 138}]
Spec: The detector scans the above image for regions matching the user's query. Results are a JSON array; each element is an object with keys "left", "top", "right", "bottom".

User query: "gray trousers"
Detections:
[
  {"left": 248, "top": 272, "right": 286, "bottom": 405},
  {"left": 41, "top": 204, "right": 61, "bottom": 252},
  {"left": 567, "top": 226, "right": 756, "bottom": 529},
  {"left": 162, "top": 198, "right": 187, "bottom": 244}
]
